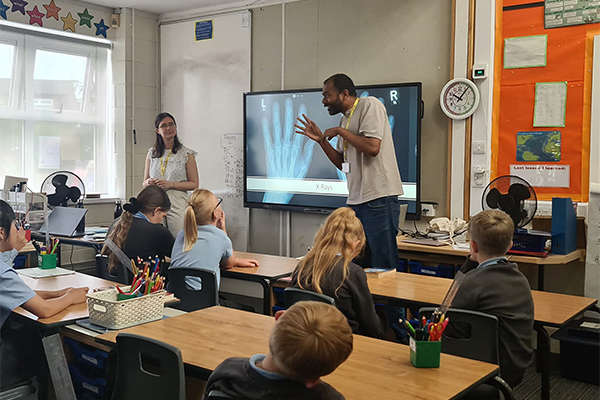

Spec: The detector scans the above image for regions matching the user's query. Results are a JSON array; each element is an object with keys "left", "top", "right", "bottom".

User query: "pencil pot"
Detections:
[
  {"left": 409, "top": 337, "right": 441, "bottom": 368},
  {"left": 38, "top": 253, "right": 57, "bottom": 269}
]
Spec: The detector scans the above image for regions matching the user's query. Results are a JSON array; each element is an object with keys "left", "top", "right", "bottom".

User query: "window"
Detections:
[{"left": 0, "top": 26, "right": 112, "bottom": 195}]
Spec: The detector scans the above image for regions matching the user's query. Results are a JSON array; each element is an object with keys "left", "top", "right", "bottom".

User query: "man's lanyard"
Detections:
[
  {"left": 342, "top": 98, "right": 360, "bottom": 162},
  {"left": 160, "top": 150, "right": 172, "bottom": 178}
]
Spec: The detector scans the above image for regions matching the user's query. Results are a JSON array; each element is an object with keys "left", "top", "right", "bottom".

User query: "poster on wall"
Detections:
[
  {"left": 533, "top": 82, "right": 567, "bottom": 127},
  {"left": 516, "top": 131, "right": 561, "bottom": 162},
  {"left": 545, "top": 0, "right": 600, "bottom": 28},
  {"left": 510, "top": 164, "right": 569, "bottom": 187},
  {"left": 504, "top": 35, "right": 547, "bottom": 68}
]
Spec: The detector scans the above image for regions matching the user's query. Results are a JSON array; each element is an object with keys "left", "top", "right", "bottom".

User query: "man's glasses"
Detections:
[
  {"left": 213, "top": 197, "right": 223, "bottom": 213},
  {"left": 159, "top": 122, "right": 176, "bottom": 129}
]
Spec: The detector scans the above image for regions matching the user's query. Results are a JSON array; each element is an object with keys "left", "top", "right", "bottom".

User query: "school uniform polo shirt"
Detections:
[{"left": 0, "top": 249, "right": 36, "bottom": 328}]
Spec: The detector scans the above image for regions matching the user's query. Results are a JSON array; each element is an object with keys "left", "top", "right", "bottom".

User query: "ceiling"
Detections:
[{"left": 80, "top": 0, "right": 261, "bottom": 17}]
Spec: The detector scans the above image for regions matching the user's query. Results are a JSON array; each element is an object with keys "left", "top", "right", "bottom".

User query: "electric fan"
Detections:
[
  {"left": 481, "top": 175, "right": 549, "bottom": 255},
  {"left": 482, "top": 175, "right": 537, "bottom": 229},
  {"left": 40, "top": 171, "right": 86, "bottom": 207}
]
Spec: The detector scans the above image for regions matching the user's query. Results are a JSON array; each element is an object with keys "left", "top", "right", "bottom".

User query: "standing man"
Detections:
[{"left": 296, "top": 74, "right": 403, "bottom": 270}]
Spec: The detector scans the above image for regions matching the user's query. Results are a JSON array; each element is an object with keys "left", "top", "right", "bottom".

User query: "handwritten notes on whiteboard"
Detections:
[{"left": 222, "top": 133, "right": 243, "bottom": 198}]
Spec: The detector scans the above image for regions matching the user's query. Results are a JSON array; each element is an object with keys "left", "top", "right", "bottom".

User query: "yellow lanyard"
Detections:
[
  {"left": 160, "top": 150, "right": 172, "bottom": 178},
  {"left": 343, "top": 98, "right": 360, "bottom": 162}
]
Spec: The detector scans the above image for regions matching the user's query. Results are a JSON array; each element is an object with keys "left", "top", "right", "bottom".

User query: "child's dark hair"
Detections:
[
  {"left": 0, "top": 200, "right": 16, "bottom": 239},
  {"left": 152, "top": 112, "right": 183, "bottom": 158},
  {"left": 104, "top": 186, "right": 171, "bottom": 271}
]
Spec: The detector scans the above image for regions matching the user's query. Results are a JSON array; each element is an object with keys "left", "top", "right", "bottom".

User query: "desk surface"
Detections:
[
  {"left": 367, "top": 272, "right": 597, "bottom": 326},
  {"left": 228, "top": 251, "right": 297, "bottom": 279},
  {"left": 96, "top": 306, "right": 498, "bottom": 400},
  {"left": 16, "top": 271, "right": 117, "bottom": 325},
  {"left": 397, "top": 236, "right": 586, "bottom": 265}
]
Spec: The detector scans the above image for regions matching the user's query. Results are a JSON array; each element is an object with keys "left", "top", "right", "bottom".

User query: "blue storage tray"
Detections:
[
  {"left": 64, "top": 337, "right": 109, "bottom": 370},
  {"left": 408, "top": 261, "right": 454, "bottom": 278},
  {"left": 68, "top": 364, "right": 107, "bottom": 399}
]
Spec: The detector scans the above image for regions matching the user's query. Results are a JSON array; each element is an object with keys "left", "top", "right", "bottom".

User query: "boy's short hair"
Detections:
[
  {"left": 468, "top": 210, "right": 515, "bottom": 257},
  {"left": 269, "top": 301, "right": 353, "bottom": 381}
]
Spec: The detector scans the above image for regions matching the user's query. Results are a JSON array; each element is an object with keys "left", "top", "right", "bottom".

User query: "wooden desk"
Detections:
[
  {"left": 15, "top": 271, "right": 117, "bottom": 326},
  {"left": 367, "top": 272, "right": 598, "bottom": 400},
  {"left": 397, "top": 236, "right": 586, "bottom": 291},
  {"left": 96, "top": 306, "right": 499, "bottom": 400},
  {"left": 223, "top": 251, "right": 297, "bottom": 314}
]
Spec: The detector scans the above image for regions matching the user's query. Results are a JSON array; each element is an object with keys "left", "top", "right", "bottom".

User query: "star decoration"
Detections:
[
  {"left": 27, "top": 5, "right": 44, "bottom": 26},
  {"left": 43, "top": 0, "right": 60, "bottom": 20},
  {"left": 0, "top": 0, "right": 9, "bottom": 19},
  {"left": 94, "top": 18, "right": 109, "bottom": 38},
  {"left": 10, "top": 0, "right": 27, "bottom": 15},
  {"left": 78, "top": 8, "right": 93, "bottom": 28},
  {"left": 61, "top": 12, "right": 77, "bottom": 32}
]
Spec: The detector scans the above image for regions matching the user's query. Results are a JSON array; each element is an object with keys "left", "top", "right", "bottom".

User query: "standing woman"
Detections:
[{"left": 144, "top": 112, "right": 199, "bottom": 236}]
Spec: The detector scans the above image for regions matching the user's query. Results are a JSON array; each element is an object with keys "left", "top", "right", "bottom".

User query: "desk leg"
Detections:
[
  {"left": 538, "top": 265, "right": 545, "bottom": 291},
  {"left": 534, "top": 323, "right": 551, "bottom": 400},
  {"left": 260, "top": 279, "right": 271, "bottom": 315}
]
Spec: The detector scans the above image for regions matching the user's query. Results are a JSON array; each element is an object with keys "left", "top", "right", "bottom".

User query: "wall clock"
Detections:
[{"left": 440, "top": 78, "right": 480, "bottom": 120}]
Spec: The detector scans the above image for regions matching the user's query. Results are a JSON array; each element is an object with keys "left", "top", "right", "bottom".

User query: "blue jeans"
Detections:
[{"left": 351, "top": 196, "right": 400, "bottom": 270}]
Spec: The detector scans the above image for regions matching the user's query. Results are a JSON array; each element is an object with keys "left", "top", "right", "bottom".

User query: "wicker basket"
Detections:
[{"left": 87, "top": 288, "right": 166, "bottom": 330}]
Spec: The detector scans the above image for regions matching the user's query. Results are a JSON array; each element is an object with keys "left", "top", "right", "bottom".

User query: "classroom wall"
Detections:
[{"left": 248, "top": 0, "right": 453, "bottom": 256}]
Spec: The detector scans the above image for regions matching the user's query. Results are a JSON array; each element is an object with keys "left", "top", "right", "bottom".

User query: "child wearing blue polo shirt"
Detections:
[
  {"left": 169, "top": 189, "right": 258, "bottom": 290},
  {"left": 0, "top": 199, "right": 88, "bottom": 389}
]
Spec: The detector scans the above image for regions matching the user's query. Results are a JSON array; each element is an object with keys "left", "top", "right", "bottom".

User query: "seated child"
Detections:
[
  {"left": 451, "top": 209, "right": 534, "bottom": 387},
  {"left": 0, "top": 199, "right": 88, "bottom": 388},
  {"left": 169, "top": 189, "right": 258, "bottom": 291},
  {"left": 290, "top": 207, "right": 383, "bottom": 338},
  {"left": 202, "top": 301, "right": 353, "bottom": 400},
  {"left": 105, "top": 186, "right": 175, "bottom": 275}
]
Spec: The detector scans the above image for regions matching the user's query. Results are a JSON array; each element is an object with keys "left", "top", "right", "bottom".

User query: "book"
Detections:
[{"left": 364, "top": 268, "right": 396, "bottom": 278}]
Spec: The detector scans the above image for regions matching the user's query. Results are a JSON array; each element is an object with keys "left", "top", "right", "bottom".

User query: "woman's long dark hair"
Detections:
[
  {"left": 103, "top": 186, "right": 171, "bottom": 272},
  {"left": 152, "top": 112, "right": 183, "bottom": 158}
]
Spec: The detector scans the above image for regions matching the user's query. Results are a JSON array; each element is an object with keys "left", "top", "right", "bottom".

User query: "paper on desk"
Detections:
[
  {"left": 19, "top": 267, "right": 76, "bottom": 279},
  {"left": 452, "top": 242, "right": 471, "bottom": 251}
]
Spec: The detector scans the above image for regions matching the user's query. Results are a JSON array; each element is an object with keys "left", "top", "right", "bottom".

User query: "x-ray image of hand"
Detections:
[
  {"left": 360, "top": 91, "right": 395, "bottom": 133},
  {"left": 262, "top": 98, "right": 316, "bottom": 204}
]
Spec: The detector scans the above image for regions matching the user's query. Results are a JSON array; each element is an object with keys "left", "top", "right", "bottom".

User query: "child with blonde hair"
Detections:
[
  {"left": 203, "top": 301, "right": 353, "bottom": 400},
  {"left": 291, "top": 207, "right": 383, "bottom": 338},
  {"left": 169, "top": 189, "right": 258, "bottom": 291}
]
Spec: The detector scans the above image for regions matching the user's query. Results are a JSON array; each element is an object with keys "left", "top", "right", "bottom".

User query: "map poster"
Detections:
[{"left": 517, "top": 131, "right": 561, "bottom": 162}]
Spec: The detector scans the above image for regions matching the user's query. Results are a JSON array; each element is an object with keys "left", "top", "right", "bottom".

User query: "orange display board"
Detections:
[{"left": 491, "top": 1, "right": 598, "bottom": 202}]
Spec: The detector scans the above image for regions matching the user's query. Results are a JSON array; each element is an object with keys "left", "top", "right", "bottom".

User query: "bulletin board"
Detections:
[{"left": 491, "top": 0, "right": 599, "bottom": 202}]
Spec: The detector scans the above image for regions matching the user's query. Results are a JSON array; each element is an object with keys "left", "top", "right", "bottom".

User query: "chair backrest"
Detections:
[
  {"left": 419, "top": 307, "right": 499, "bottom": 365},
  {"left": 168, "top": 267, "right": 219, "bottom": 312},
  {"left": 110, "top": 333, "right": 185, "bottom": 400},
  {"left": 95, "top": 254, "right": 130, "bottom": 284},
  {"left": 284, "top": 287, "right": 336, "bottom": 308}
]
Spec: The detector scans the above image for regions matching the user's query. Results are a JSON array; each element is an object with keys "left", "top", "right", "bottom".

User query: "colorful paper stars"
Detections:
[
  {"left": 94, "top": 18, "right": 109, "bottom": 38},
  {"left": 0, "top": 0, "right": 9, "bottom": 20},
  {"left": 61, "top": 12, "right": 77, "bottom": 32},
  {"left": 10, "top": 0, "right": 27, "bottom": 15},
  {"left": 78, "top": 8, "right": 94, "bottom": 28},
  {"left": 43, "top": 0, "right": 60, "bottom": 20},
  {"left": 27, "top": 4, "right": 44, "bottom": 26}
]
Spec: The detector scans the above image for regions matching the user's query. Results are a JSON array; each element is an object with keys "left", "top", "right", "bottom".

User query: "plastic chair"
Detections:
[
  {"left": 95, "top": 254, "right": 130, "bottom": 284},
  {"left": 284, "top": 287, "right": 336, "bottom": 308},
  {"left": 109, "top": 333, "right": 185, "bottom": 400},
  {"left": 168, "top": 268, "right": 219, "bottom": 312},
  {"left": 419, "top": 307, "right": 515, "bottom": 400}
]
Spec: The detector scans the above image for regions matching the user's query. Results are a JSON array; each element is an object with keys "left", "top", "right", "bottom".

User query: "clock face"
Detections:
[{"left": 440, "top": 79, "right": 480, "bottom": 120}]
